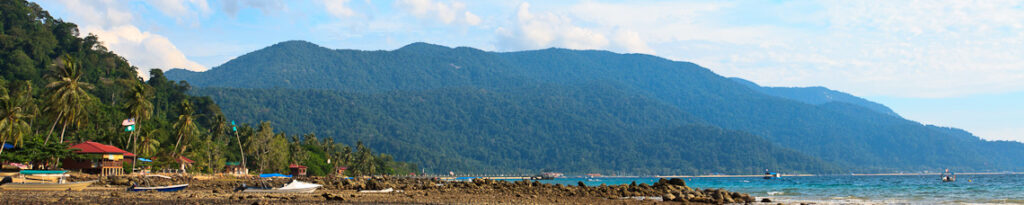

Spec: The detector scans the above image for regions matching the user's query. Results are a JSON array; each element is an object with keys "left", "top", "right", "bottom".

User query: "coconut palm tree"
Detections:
[
  {"left": 0, "top": 83, "right": 35, "bottom": 156},
  {"left": 124, "top": 83, "right": 153, "bottom": 172},
  {"left": 172, "top": 100, "right": 198, "bottom": 157},
  {"left": 138, "top": 129, "right": 162, "bottom": 158},
  {"left": 44, "top": 54, "right": 93, "bottom": 144}
]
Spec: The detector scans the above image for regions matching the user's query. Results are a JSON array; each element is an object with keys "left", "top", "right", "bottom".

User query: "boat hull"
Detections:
[
  {"left": 241, "top": 187, "right": 318, "bottom": 193},
  {"left": 0, "top": 180, "right": 96, "bottom": 191},
  {"left": 129, "top": 184, "right": 189, "bottom": 192}
]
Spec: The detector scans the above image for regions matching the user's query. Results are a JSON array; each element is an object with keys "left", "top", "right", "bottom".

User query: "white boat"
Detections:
[
  {"left": 240, "top": 180, "right": 321, "bottom": 193},
  {"left": 129, "top": 183, "right": 189, "bottom": 192},
  {"left": 0, "top": 180, "right": 97, "bottom": 191}
]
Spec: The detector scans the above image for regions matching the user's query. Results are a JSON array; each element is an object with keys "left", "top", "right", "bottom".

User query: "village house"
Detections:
[
  {"left": 224, "top": 162, "right": 248, "bottom": 175},
  {"left": 289, "top": 164, "right": 307, "bottom": 177},
  {"left": 62, "top": 141, "right": 135, "bottom": 176}
]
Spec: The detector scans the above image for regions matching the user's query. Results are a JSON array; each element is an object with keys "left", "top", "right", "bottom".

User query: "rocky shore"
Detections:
[{"left": 1, "top": 174, "right": 774, "bottom": 204}]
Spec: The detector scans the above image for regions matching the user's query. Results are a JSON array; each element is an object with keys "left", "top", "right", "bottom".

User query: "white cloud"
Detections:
[
  {"left": 221, "top": 0, "right": 286, "bottom": 16},
  {"left": 395, "top": 0, "right": 481, "bottom": 25},
  {"left": 611, "top": 29, "right": 654, "bottom": 54},
  {"left": 318, "top": 0, "right": 357, "bottom": 18},
  {"left": 86, "top": 26, "right": 207, "bottom": 72},
  {"left": 51, "top": 0, "right": 208, "bottom": 78},
  {"left": 148, "top": 0, "right": 212, "bottom": 26},
  {"left": 464, "top": 11, "right": 481, "bottom": 25},
  {"left": 531, "top": 0, "right": 1024, "bottom": 98},
  {"left": 495, "top": 2, "right": 608, "bottom": 51}
]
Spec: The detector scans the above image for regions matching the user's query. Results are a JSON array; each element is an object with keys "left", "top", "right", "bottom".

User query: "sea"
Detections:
[{"left": 498, "top": 174, "right": 1024, "bottom": 204}]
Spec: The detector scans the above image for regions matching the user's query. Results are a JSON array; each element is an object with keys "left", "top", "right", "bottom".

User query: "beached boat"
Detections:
[
  {"left": 128, "top": 175, "right": 189, "bottom": 192},
  {"left": 239, "top": 180, "right": 321, "bottom": 193},
  {"left": 0, "top": 180, "right": 96, "bottom": 191},
  {"left": 129, "top": 183, "right": 189, "bottom": 192},
  {"left": 0, "top": 170, "right": 97, "bottom": 191}
]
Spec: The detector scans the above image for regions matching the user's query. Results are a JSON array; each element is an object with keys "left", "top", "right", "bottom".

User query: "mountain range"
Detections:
[{"left": 166, "top": 40, "right": 1024, "bottom": 174}]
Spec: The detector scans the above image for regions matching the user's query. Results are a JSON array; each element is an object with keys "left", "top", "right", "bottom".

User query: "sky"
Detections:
[{"left": 34, "top": 0, "right": 1024, "bottom": 142}]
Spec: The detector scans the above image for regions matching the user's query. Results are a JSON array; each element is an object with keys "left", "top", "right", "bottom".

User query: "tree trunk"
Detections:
[
  {"left": 130, "top": 125, "right": 138, "bottom": 174},
  {"left": 173, "top": 133, "right": 183, "bottom": 158},
  {"left": 0, "top": 138, "right": 7, "bottom": 157},
  {"left": 58, "top": 122, "right": 68, "bottom": 143},
  {"left": 44, "top": 110, "right": 63, "bottom": 145},
  {"left": 235, "top": 132, "right": 246, "bottom": 173}
]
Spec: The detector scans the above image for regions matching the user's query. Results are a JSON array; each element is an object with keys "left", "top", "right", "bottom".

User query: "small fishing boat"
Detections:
[
  {"left": 128, "top": 175, "right": 189, "bottom": 192},
  {"left": 0, "top": 170, "right": 96, "bottom": 191},
  {"left": 763, "top": 169, "right": 782, "bottom": 179},
  {"left": 941, "top": 169, "right": 956, "bottom": 182},
  {"left": 238, "top": 180, "right": 322, "bottom": 193}
]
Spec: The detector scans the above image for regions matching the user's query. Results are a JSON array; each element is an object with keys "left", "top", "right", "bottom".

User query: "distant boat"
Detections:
[
  {"left": 530, "top": 172, "right": 563, "bottom": 180},
  {"left": 238, "top": 180, "right": 321, "bottom": 193},
  {"left": 941, "top": 169, "right": 956, "bottom": 182},
  {"left": 0, "top": 170, "right": 95, "bottom": 191},
  {"left": 129, "top": 175, "right": 189, "bottom": 192},
  {"left": 763, "top": 170, "right": 782, "bottom": 179}
]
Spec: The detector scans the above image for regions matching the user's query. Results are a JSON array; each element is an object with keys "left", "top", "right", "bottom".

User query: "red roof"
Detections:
[
  {"left": 289, "top": 164, "right": 307, "bottom": 169},
  {"left": 69, "top": 141, "right": 135, "bottom": 157},
  {"left": 177, "top": 156, "right": 195, "bottom": 163}
]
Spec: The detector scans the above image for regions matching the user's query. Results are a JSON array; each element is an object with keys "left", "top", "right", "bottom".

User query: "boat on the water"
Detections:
[
  {"left": 763, "top": 169, "right": 782, "bottom": 179},
  {"left": 238, "top": 180, "right": 322, "bottom": 193},
  {"left": 0, "top": 170, "right": 96, "bottom": 191},
  {"left": 941, "top": 169, "right": 956, "bottom": 182},
  {"left": 128, "top": 175, "right": 189, "bottom": 192}
]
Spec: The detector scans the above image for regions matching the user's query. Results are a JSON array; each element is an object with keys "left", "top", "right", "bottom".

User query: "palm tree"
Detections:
[
  {"left": 0, "top": 83, "right": 35, "bottom": 156},
  {"left": 210, "top": 114, "right": 227, "bottom": 142},
  {"left": 137, "top": 129, "right": 162, "bottom": 158},
  {"left": 124, "top": 83, "right": 153, "bottom": 172},
  {"left": 172, "top": 100, "right": 198, "bottom": 157},
  {"left": 44, "top": 54, "right": 93, "bottom": 144}
]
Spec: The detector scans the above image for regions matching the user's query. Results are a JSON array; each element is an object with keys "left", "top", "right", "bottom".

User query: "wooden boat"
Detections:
[
  {"left": 129, "top": 183, "right": 189, "bottom": 192},
  {"left": 0, "top": 180, "right": 96, "bottom": 191},
  {"left": 239, "top": 180, "right": 321, "bottom": 193},
  {"left": 128, "top": 175, "right": 189, "bottom": 192},
  {"left": 0, "top": 170, "right": 96, "bottom": 191}
]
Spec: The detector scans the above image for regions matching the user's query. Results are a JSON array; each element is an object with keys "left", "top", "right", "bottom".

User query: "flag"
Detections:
[
  {"left": 121, "top": 118, "right": 136, "bottom": 126},
  {"left": 124, "top": 125, "right": 134, "bottom": 132}
]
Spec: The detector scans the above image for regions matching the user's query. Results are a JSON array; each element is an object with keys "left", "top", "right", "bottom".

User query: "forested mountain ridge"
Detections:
[
  {"left": 729, "top": 77, "right": 899, "bottom": 117},
  {"left": 167, "top": 40, "right": 1024, "bottom": 174}
]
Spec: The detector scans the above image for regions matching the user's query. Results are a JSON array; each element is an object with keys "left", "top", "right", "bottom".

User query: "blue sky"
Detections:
[{"left": 35, "top": 0, "right": 1024, "bottom": 142}]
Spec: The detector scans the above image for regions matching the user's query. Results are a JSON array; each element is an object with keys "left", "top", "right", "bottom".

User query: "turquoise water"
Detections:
[{"left": 500, "top": 174, "right": 1024, "bottom": 204}]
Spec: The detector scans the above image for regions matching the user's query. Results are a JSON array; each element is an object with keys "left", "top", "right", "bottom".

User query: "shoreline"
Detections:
[
  {"left": 434, "top": 171, "right": 1021, "bottom": 179},
  {"left": 0, "top": 175, "right": 767, "bottom": 204}
]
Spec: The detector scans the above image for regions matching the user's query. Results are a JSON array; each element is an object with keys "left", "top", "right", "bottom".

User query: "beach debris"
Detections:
[
  {"left": 358, "top": 188, "right": 395, "bottom": 193},
  {"left": 321, "top": 193, "right": 345, "bottom": 201}
]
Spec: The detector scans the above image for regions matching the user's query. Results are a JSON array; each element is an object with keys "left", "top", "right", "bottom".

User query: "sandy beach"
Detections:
[{"left": 0, "top": 175, "right": 771, "bottom": 204}]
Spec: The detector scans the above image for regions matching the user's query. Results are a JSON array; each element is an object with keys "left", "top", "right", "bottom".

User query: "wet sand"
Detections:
[{"left": 0, "top": 175, "right": 771, "bottom": 204}]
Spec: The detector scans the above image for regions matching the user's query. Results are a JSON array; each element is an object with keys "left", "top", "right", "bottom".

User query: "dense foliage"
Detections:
[
  {"left": 0, "top": 0, "right": 413, "bottom": 176},
  {"left": 169, "top": 40, "right": 1024, "bottom": 174}
]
